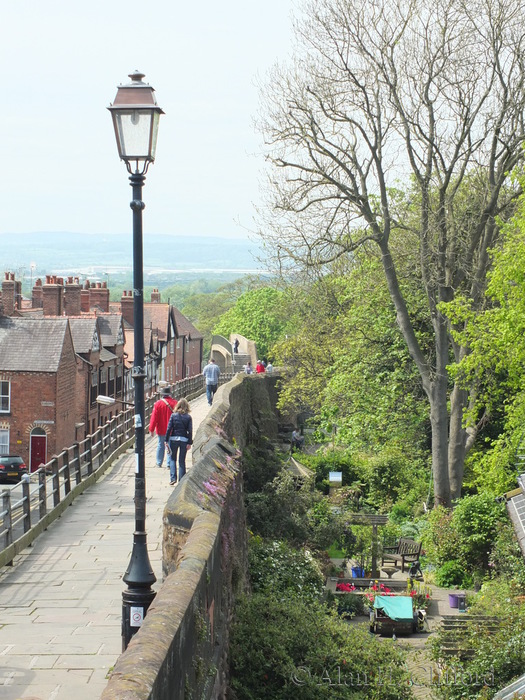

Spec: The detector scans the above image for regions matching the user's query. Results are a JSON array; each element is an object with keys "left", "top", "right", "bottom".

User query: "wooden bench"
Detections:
[{"left": 381, "top": 537, "right": 422, "bottom": 573}]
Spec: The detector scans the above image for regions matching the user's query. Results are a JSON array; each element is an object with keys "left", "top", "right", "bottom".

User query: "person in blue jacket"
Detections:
[{"left": 165, "top": 398, "right": 193, "bottom": 485}]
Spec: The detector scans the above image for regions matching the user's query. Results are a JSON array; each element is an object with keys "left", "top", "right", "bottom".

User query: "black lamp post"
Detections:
[{"left": 108, "top": 71, "right": 164, "bottom": 650}]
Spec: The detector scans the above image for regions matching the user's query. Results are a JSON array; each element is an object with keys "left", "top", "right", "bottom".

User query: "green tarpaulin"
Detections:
[{"left": 373, "top": 595, "right": 413, "bottom": 621}]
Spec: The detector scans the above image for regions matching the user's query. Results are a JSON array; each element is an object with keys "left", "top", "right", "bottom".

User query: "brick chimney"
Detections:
[
  {"left": 90, "top": 281, "right": 110, "bottom": 312},
  {"left": 64, "top": 277, "right": 82, "bottom": 316},
  {"left": 32, "top": 278, "right": 43, "bottom": 308},
  {"left": 2, "top": 272, "right": 16, "bottom": 316},
  {"left": 81, "top": 280, "right": 91, "bottom": 312},
  {"left": 150, "top": 288, "right": 161, "bottom": 304},
  {"left": 120, "top": 290, "right": 134, "bottom": 327},
  {"left": 42, "top": 275, "right": 63, "bottom": 316}
]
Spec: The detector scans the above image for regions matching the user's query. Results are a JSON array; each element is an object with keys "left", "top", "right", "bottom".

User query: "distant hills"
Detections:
[{"left": 0, "top": 232, "right": 263, "bottom": 279}]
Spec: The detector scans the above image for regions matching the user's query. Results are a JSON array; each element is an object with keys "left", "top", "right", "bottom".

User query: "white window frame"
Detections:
[
  {"left": 0, "top": 428, "right": 9, "bottom": 455},
  {"left": 0, "top": 381, "right": 10, "bottom": 413}
]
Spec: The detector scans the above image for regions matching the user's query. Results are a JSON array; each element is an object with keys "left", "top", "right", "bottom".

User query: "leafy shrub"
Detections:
[
  {"left": 229, "top": 593, "right": 413, "bottom": 699},
  {"left": 335, "top": 592, "right": 367, "bottom": 618},
  {"left": 420, "top": 506, "right": 460, "bottom": 566},
  {"left": 434, "top": 560, "right": 471, "bottom": 588},
  {"left": 430, "top": 595, "right": 525, "bottom": 700},
  {"left": 452, "top": 493, "right": 506, "bottom": 570},
  {"left": 248, "top": 537, "right": 325, "bottom": 604},
  {"left": 301, "top": 451, "right": 360, "bottom": 494},
  {"left": 246, "top": 470, "right": 341, "bottom": 550},
  {"left": 488, "top": 520, "right": 525, "bottom": 593}
]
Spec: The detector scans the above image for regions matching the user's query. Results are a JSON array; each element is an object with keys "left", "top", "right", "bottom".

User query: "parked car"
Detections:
[{"left": 0, "top": 455, "right": 28, "bottom": 483}]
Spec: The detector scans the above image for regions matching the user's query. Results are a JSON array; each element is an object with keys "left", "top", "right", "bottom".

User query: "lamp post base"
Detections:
[{"left": 122, "top": 585, "right": 157, "bottom": 650}]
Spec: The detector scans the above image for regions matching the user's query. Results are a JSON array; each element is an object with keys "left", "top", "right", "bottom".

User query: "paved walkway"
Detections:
[{"left": 0, "top": 393, "right": 212, "bottom": 700}]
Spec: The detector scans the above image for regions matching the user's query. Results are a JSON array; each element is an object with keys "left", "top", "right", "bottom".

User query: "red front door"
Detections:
[{"left": 30, "top": 435, "right": 47, "bottom": 473}]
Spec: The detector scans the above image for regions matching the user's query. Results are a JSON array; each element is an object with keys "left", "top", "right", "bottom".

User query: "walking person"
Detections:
[
  {"left": 165, "top": 398, "right": 193, "bottom": 485},
  {"left": 148, "top": 386, "right": 177, "bottom": 468},
  {"left": 291, "top": 428, "right": 304, "bottom": 451},
  {"left": 202, "top": 357, "right": 220, "bottom": 405}
]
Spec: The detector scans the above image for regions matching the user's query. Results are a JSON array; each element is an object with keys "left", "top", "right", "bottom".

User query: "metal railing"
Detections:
[{"left": 0, "top": 372, "right": 234, "bottom": 567}]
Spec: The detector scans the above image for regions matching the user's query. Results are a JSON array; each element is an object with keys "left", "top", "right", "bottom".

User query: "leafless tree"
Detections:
[{"left": 257, "top": 0, "right": 525, "bottom": 506}]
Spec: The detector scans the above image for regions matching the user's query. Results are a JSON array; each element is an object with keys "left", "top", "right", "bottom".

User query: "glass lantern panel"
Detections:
[
  {"left": 149, "top": 112, "right": 161, "bottom": 160},
  {"left": 114, "top": 109, "right": 154, "bottom": 160}
]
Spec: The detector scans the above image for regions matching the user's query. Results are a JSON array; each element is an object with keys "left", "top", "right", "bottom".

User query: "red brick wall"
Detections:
[
  {"left": 90, "top": 283, "right": 110, "bottom": 312},
  {"left": 32, "top": 279, "right": 43, "bottom": 308},
  {"left": 121, "top": 291, "right": 134, "bottom": 326},
  {"left": 6, "top": 371, "right": 59, "bottom": 463},
  {"left": 55, "top": 330, "right": 78, "bottom": 453},
  {"left": 42, "top": 280, "right": 63, "bottom": 317},
  {"left": 64, "top": 278, "right": 82, "bottom": 316},
  {"left": 186, "top": 338, "right": 203, "bottom": 376},
  {"left": 2, "top": 275, "right": 15, "bottom": 316}
]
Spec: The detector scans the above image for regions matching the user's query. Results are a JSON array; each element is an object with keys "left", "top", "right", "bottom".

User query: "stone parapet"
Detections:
[{"left": 101, "top": 373, "right": 280, "bottom": 700}]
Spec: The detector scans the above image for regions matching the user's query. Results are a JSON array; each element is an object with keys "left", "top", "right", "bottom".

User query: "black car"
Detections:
[{"left": 0, "top": 455, "right": 28, "bottom": 483}]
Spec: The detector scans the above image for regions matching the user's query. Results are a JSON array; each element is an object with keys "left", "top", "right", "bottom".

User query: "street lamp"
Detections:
[
  {"left": 108, "top": 71, "right": 164, "bottom": 650},
  {"left": 96, "top": 394, "right": 135, "bottom": 408}
]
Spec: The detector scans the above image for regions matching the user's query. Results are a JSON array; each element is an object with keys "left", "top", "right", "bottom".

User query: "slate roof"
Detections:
[
  {"left": 0, "top": 317, "right": 71, "bottom": 372},
  {"left": 100, "top": 347, "right": 118, "bottom": 362},
  {"left": 172, "top": 307, "right": 203, "bottom": 340},
  {"left": 98, "top": 314, "right": 124, "bottom": 347},
  {"left": 68, "top": 317, "right": 98, "bottom": 354}
]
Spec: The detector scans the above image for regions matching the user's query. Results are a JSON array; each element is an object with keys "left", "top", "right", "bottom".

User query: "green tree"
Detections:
[
  {"left": 181, "top": 275, "right": 265, "bottom": 354},
  {"left": 213, "top": 286, "right": 289, "bottom": 358},
  {"left": 445, "top": 188, "right": 525, "bottom": 493},
  {"left": 256, "top": 0, "right": 525, "bottom": 506},
  {"left": 274, "top": 259, "right": 431, "bottom": 464}
]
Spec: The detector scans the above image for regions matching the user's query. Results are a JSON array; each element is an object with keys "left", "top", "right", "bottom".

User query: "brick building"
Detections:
[
  {"left": 0, "top": 317, "right": 77, "bottom": 471},
  {"left": 0, "top": 273, "right": 203, "bottom": 466},
  {"left": 115, "top": 289, "right": 203, "bottom": 391}
]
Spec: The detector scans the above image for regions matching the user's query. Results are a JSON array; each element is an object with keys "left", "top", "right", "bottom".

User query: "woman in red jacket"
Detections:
[{"left": 148, "top": 386, "right": 177, "bottom": 468}]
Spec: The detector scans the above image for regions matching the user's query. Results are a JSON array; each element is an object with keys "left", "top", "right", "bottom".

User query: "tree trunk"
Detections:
[
  {"left": 429, "top": 382, "right": 451, "bottom": 507},
  {"left": 448, "top": 383, "right": 469, "bottom": 501}
]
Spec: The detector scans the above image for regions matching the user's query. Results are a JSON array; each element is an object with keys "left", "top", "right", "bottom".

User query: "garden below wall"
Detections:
[{"left": 101, "top": 373, "right": 280, "bottom": 700}]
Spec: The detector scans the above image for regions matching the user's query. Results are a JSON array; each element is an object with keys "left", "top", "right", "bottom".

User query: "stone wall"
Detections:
[{"left": 101, "top": 373, "right": 279, "bottom": 700}]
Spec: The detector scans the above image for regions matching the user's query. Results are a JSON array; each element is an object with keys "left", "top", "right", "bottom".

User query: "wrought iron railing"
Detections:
[{"left": 0, "top": 372, "right": 233, "bottom": 567}]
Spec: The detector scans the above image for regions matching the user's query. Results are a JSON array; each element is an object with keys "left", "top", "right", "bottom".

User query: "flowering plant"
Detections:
[
  {"left": 364, "top": 581, "right": 394, "bottom": 605},
  {"left": 336, "top": 582, "right": 356, "bottom": 592},
  {"left": 407, "top": 580, "right": 432, "bottom": 610}
]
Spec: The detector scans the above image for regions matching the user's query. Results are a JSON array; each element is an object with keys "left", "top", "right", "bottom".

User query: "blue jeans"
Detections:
[
  {"left": 155, "top": 435, "right": 167, "bottom": 466},
  {"left": 206, "top": 383, "right": 218, "bottom": 405},
  {"left": 168, "top": 439, "right": 188, "bottom": 481}
]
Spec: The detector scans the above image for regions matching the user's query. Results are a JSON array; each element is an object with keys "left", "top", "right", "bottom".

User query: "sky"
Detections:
[{"left": 0, "top": 0, "right": 296, "bottom": 240}]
